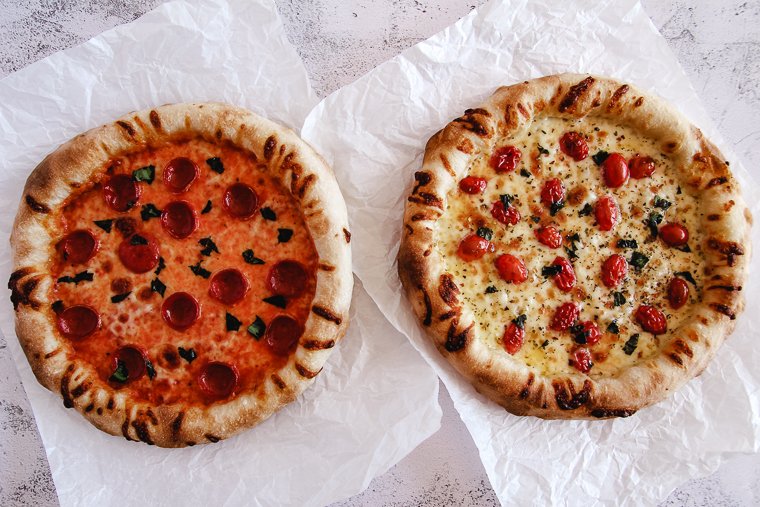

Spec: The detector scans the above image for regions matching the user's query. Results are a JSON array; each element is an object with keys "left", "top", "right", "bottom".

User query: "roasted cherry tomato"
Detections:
[
  {"left": 491, "top": 200, "right": 521, "bottom": 226},
  {"left": 559, "top": 132, "right": 589, "bottom": 161},
  {"left": 629, "top": 155, "right": 656, "bottom": 179},
  {"left": 572, "top": 348, "right": 593, "bottom": 374},
  {"left": 495, "top": 254, "right": 528, "bottom": 284},
  {"left": 541, "top": 178, "right": 566, "bottom": 209},
  {"left": 459, "top": 176, "right": 488, "bottom": 194},
  {"left": 550, "top": 256, "right": 576, "bottom": 292},
  {"left": 602, "top": 153, "right": 630, "bottom": 188},
  {"left": 535, "top": 225, "right": 563, "bottom": 249},
  {"left": 635, "top": 305, "right": 668, "bottom": 335},
  {"left": 503, "top": 322, "right": 525, "bottom": 355},
  {"left": 550, "top": 302, "right": 580, "bottom": 331},
  {"left": 667, "top": 277, "right": 690, "bottom": 309},
  {"left": 575, "top": 321, "right": 601, "bottom": 346},
  {"left": 601, "top": 254, "right": 628, "bottom": 288},
  {"left": 457, "top": 234, "right": 494, "bottom": 261},
  {"left": 595, "top": 195, "right": 619, "bottom": 231},
  {"left": 659, "top": 223, "right": 689, "bottom": 247},
  {"left": 490, "top": 146, "right": 522, "bottom": 173}
]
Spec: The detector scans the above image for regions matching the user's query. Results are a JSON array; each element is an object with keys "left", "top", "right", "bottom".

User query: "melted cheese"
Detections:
[{"left": 437, "top": 116, "right": 704, "bottom": 377}]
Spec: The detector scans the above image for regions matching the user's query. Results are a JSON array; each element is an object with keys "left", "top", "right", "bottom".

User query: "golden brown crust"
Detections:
[
  {"left": 10, "top": 102, "right": 353, "bottom": 446},
  {"left": 399, "top": 74, "right": 751, "bottom": 419}
]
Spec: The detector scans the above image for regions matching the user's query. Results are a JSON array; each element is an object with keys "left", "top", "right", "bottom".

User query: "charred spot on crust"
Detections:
[
  {"left": 114, "top": 217, "right": 137, "bottom": 237},
  {"left": 591, "top": 408, "right": 636, "bottom": 418},
  {"left": 312, "top": 305, "right": 342, "bottom": 325},
  {"left": 552, "top": 379, "right": 592, "bottom": 410},
  {"left": 412, "top": 171, "right": 432, "bottom": 195},
  {"left": 707, "top": 214, "right": 720, "bottom": 221},
  {"left": 607, "top": 84, "right": 629, "bottom": 109},
  {"left": 439, "top": 154, "right": 455, "bottom": 178},
  {"left": 457, "top": 138, "right": 474, "bottom": 154},
  {"left": 707, "top": 176, "right": 728, "bottom": 188},
  {"left": 452, "top": 109, "right": 491, "bottom": 137},
  {"left": 132, "top": 419, "right": 154, "bottom": 445},
  {"left": 9, "top": 268, "right": 40, "bottom": 310},
  {"left": 422, "top": 288, "right": 433, "bottom": 326},
  {"left": 149, "top": 110, "right": 161, "bottom": 130},
  {"left": 559, "top": 76, "right": 595, "bottom": 112},
  {"left": 318, "top": 263, "right": 335, "bottom": 271},
  {"left": 634, "top": 97, "right": 644, "bottom": 107},
  {"left": 438, "top": 274, "right": 460, "bottom": 306},
  {"left": 295, "top": 363, "right": 320, "bottom": 379},
  {"left": 444, "top": 320, "right": 473, "bottom": 352},
  {"left": 25, "top": 194, "right": 50, "bottom": 213},
  {"left": 519, "top": 373, "right": 535, "bottom": 399},
  {"left": 710, "top": 303, "right": 736, "bottom": 320},
  {"left": 707, "top": 238, "right": 744, "bottom": 266},
  {"left": 343, "top": 228, "right": 351, "bottom": 243},
  {"left": 44, "top": 348, "right": 62, "bottom": 359},
  {"left": 296, "top": 173, "right": 315, "bottom": 199},
  {"left": 264, "top": 135, "right": 277, "bottom": 160},
  {"left": 171, "top": 412, "right": 184, "bottom": 440},
  {"left": 70, "top": 380, "right": 91, "bottom": 399},
  {"left": 673, "top": 339, "right": 694, "bottom": 358},
  {"left": 116, "top": 120, "right": 136, "bottom": 138},
  {"left": 439, "top": 310, "right": 457, "bottom": 321},
  {"left": 302, "top": 339, "right": 336, "bottom": 350},
  {"left": 707, "top": 284, "right": 742, "bottom": 292},
  {"left": 407, "top": 192, "right": 444, "bottom": 210},
  {"left": 669, "top": 353, "right": 684, "bottom": 366},
  {"left": 205, "top": 434, "right": 220, "bottom": 443},
  {"left": 60, "top": 364, "right": 76, "bottom": 409},
  {"left": 122, "top": 419, "right": 133, "bottom": 441},
  {"left": 106, "top": 397, "right": 115, "bottom": 410},
  {"left": 271, "top": 374, "right": 287, "bottom": 390}
]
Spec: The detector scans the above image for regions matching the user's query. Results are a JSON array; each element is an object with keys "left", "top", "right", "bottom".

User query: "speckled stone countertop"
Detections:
[{"left": 1, "top": 1, "right": 758, "bottom": 505}]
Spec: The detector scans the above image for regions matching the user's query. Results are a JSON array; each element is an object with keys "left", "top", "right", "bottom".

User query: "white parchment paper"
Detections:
[
  {"left": 0, "top": 1, "right": 441, "bottom": 505},
  {"left": 301, "top": 0, "right": 760, "bottom": 504}
]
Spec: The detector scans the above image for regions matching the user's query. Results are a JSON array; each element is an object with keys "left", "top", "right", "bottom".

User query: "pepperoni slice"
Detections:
[
  {"left": 161, "top": 292, "right": 200, "bottom": 330},
  {"left": 267, "top": 260, "right": 308, "bottom": 298},
  {"left": 57, "top": 305, "right": 100, "bottom": 339},
  {"left": 118, "top": 234, "right": 160, "bottom": 273},
  {"left": 209, "top": 269, "right": 249, "bottom": 306},
  {"left": 103, "top": 174, "right": 140, "bottom": 212},
  {"left": 265, "top": 315, "right": 304, "bottom": 356},
  {"left": 163, "top": 157, "right": 199, "bottom": 193},
  {"left": 160, "top": 200, "right": 198, "bottom": 239},
  {"left": 57, "top": 229, "right": 98, "bottom": 264},
  {"left": 111, "top": 345, "right": 148, "bottom": 382},
  {"left": 197, "top": 362, "right": 239, "bottom": 399},
  {"left": 223, "top": 183, "right": 258, "bottom": 219}
]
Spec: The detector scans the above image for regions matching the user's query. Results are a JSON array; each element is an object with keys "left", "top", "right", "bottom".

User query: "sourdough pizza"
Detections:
[
  {"left": 10, "top": 103, "right": 352, "bottom": 446},
  {"left": 399, "top": 74, "right": 751, "bottom": 418}
]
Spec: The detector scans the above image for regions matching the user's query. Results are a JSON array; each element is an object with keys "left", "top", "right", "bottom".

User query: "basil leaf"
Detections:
[
  {"left": 110, "top": 360, "right": 128, "bottom": 383},
  {"left": 540, "top": 340, "right": 549, "bottom": 349},
  {"left": 130, "top": 234, "right": 148, "bottom": 246},
  {"left": 592, "top": 150, "right": 609, "bottom": 165},
  {"left": 151, "top": 278, "right": 166, "bottom": 297},
  {"left": 537, "top": 145, "right": 549, "bottom": 156},
  {"left": 550, "top": 201, "right": 565, "bottom": 216},
  {"left": 51, "top": 300, "right": 64, "bottom": 314},
  {"left": 260, "top": 207, "right": 277, "bottom": 221},
  {"left": 132, "top": 165, "right": 155, "bottom": 183},
  {"left": 263, "top": 295, "right": 287, "bottom": 309},
  {"left": 630, "top": 251, "right": 649, "bottom": 270},
  {"left": 500, "top": 194, "right": 514, "bottom": 209},
  {"left": 653, "top": 196, "right": 672, "bottom": 210},
  {"left": 675, "top": 244, "right": 692, "bottom": 253},
  {"left": 277, "top": 228, "right": 293, "bottom": 243},
  {"left": 613, "top": 292, "right": 626, "bottom": 307},
  {"left": 111, "top": 292, "right": 131, "bottom": 303},
  {"left": 242, "top": 249, "right": 265, "bottom": 265},
  {"left": 199, "top": 237, "right": 219, "bottom": 257},
  {"left": 57, "top": 270, "right": 93, "bottom": 285},
  {"left": 206, "top": 157, "right": 224, "bottom": 174},
  {"left": 201, "top": 200, "right": 212, "bottom": 214},
  {"left": 623, "top": 334, "right": 640, "bottom": 355},
  {"left": 675, "top": 271, "right": 697, "bottom": 286},
  {"left": 570, "top": 324, "right": 587, "bottom": 344},
  {"left": 247, "top": 316, "right": 266, "bottom": 339},
  {"left": 94, "top": 219, "right": 113, "bottom": 233},
  {"left": 145, "top": 360, "right": 156, "bottom": 380},
  {"left": 155, "top": 257, "right": 165, "bottom": 276},
  {"left": 226, "top": 312, "right": 242, "bottom": 332},
  {"left": 520, "top": 169, "right": 531, "bottom": 178},
  {"left": 189, "top": 262, "right": 211, "bottom": 279},
  {"left": 476, "top": 227, "right": 493, "bottom": 241},
  {"left": 140, "top": 203, "right": 162, "bottom": 221},
  {"left": 541, "top": 265, "right": 562, "bottom": 277},
  {"left": 178, "top": 347, "right": 197, "bottom": 363},
  {"left": 530, "top": 216, "right": 541, "bottom": 223},
  {"left": 645, "top": 212, "right": 663, "bottom": 238},
  {"left": 578, "top": 203, "right": 593, "bottom": 217},
  {"left": 616, "top": 239, "right": 638, "bottom": 249},
  {"left": 485, "top": 285, "right": 498, "bottom": 294},
  {"left": 607, "top": 320, "right": 620, "bottom": 334},
  {"left": 512, "top": 314, "right": 527, "bottom": 330}
]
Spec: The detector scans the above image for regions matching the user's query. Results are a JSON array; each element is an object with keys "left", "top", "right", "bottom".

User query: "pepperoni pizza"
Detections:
[
  {"left": 10, "top": 103, "right": 352, "bottom": 446},
  {"left": 399, "top": 74, "right": 751, "bottom": 418}
]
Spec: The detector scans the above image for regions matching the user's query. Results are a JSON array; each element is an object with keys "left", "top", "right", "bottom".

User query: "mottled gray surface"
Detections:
[{"left": 1, "top": 1, "right": 758, "bottom": 506}]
